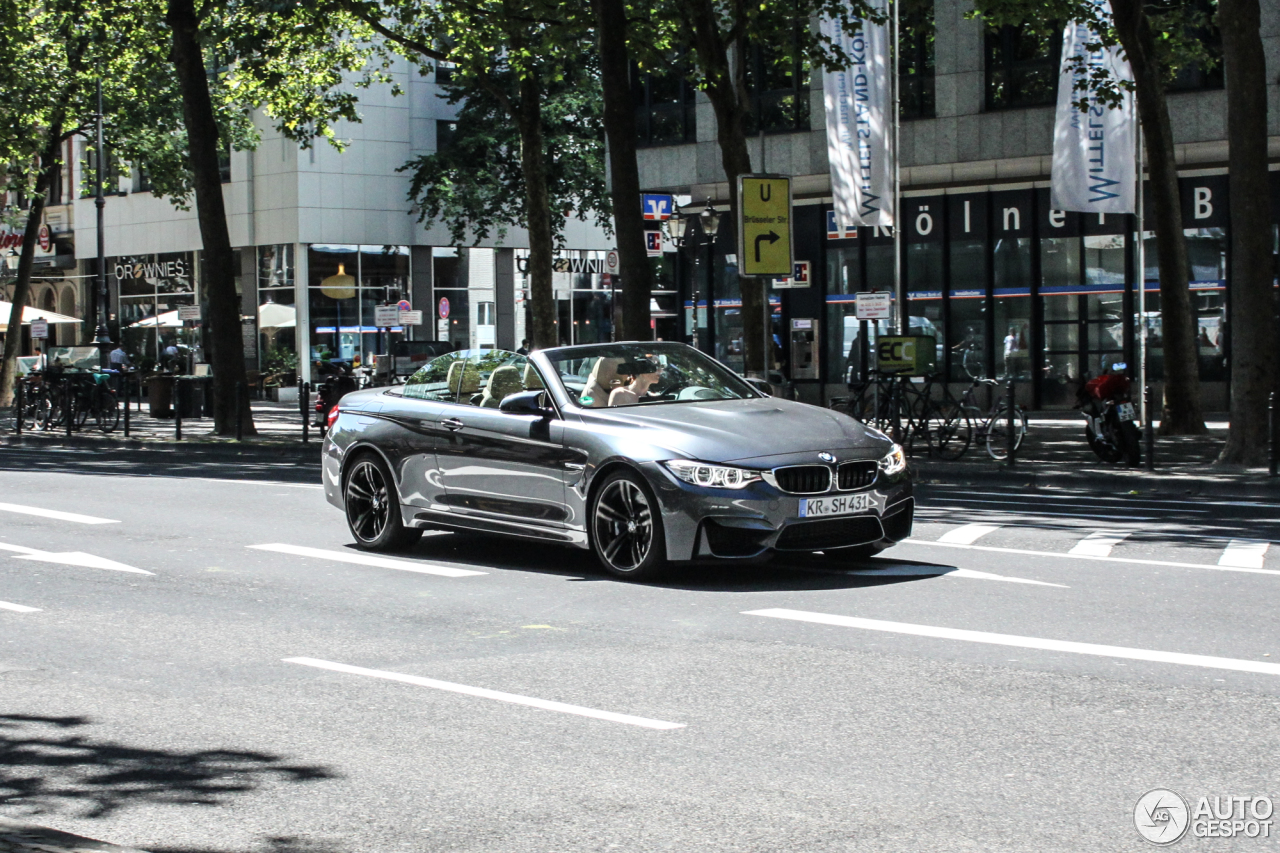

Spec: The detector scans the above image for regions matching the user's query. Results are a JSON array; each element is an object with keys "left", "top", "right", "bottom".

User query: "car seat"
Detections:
[
  {"left": 581, "top": 357, "right": 622, "bottom": 408},
  {"left": 480, "top": 365, "right": 525, "bottom": 408},
  {"left": 445, "top": 360, "right": 481, "bottom": 401}
]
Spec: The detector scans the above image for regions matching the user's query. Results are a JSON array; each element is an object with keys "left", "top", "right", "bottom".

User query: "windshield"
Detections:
[{"left": 544, "top": 342, "right": 760, "bottom": 409}]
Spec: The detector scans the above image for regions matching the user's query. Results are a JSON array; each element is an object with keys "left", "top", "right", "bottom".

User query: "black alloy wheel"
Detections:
[
  {"left": 590, "top": 471, "right": 667, "bottom": 580},
  {"left": 344, "top": 453, "right": 422, "bottom": 551}
]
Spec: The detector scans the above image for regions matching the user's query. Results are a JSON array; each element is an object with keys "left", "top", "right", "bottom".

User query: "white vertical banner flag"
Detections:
[
  {"left": 821, "top": 0, "right": 894, "bottom": 229},
  {"left": 1050, "top": 1, "right": 1136, "bottom": 214}
]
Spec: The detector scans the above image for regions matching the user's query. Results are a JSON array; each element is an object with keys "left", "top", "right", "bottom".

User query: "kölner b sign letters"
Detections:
[{"left": 738, "top": 175, "right": 793, "bottom": 278}]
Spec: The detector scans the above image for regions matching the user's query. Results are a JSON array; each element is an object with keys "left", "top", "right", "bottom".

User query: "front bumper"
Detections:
[{"left": 642, "top": 461, "right": 913, "bottom": 561}]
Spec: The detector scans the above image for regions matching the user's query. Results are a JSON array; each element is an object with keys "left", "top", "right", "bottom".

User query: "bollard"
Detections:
[
  {"left": 14, "top": 377, "right": 22, "bottom": 436},
  {"left": 1144, "top": 386, "right": 1155, "bottom": 471},
  {"left": 1270, "top": 392, "right": 1278, "bottom": 478},
  {"left": 175, "top": 379, "right": 183, "bottom": 441},
  {"left": 65, "top": 377, "right": 73, "bottom": 438},
  {"left": 1005, "top": 379, "right": 1016, "bottom": 467},
  {"left": 123, "top": 371, "right": 130, "bottom": 437},
  {"left": 235, "top": 380, "right": 244, "bottom": 442},
  {"left": 300, "top": 379, "right": 309, "bottom": 444}
]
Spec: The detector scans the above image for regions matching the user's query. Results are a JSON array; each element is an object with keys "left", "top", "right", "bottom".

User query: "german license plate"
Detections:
[
  {"left": 799, "top": 493, "right": 874, "bottom": 518},
  {"left": 1116, "top": 402, "right": 1136, "bottom": 421}
]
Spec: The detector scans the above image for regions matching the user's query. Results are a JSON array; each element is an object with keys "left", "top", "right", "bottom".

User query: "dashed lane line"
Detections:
[
  {"left": 0, "top": 600, "right": 40, "bottom": 613},
  {"left": 283, "top": 657, "right": 685, "bottom": 730},
  {"left": 937, "top": 523, "right": 1002, "bottom": 545},
  {"left": 899, "top": 538, "right": 1280, "bottom": 576},
  {"left": 1068, "top": 531, "right": 1132, "bottom": 557},
  {"left": 917, "top": 507, "right": 1159, "bottom": 522},
  {"left": 0, "top": 502, "right": 120, "bottom": 524},
  {"left": 0, "top": 543, "right": 152, "bottom": 575},
  {"left": 1219, "top": 540, "right": 1270, "bottom": 569},
  {"left": 249, "top": 543, "right": 486, "bottom": 578},
  {"left": 743, "top": 609, "right": 1280, "bottom": 677}
]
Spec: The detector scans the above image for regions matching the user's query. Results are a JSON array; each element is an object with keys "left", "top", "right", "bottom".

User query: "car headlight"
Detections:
[
  {"left": 879, "top": 444, "right": 906, "bottom": 475},
  {"left": 663, "top": 460, "right": 761, "bottom": 489}
]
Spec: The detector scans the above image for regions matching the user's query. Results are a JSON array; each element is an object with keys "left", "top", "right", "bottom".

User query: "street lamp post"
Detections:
[
  {"left": 662, "top": 200, "right": 720, "bottom": 357},
  {"left": 91, "top": 80, "right": 112, "bottom": 367}
]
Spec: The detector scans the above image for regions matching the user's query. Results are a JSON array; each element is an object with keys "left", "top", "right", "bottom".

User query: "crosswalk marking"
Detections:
[
  {"left": 1068, "top": 531, "right": 1131, "bottom": 557},
  {"left": 283, "top": 657, "right": 685, "bottom": 730},
  {"left": 0, "top": 502, "right": 119, "bottom": 525},
  {"left": 743, "top": 609, "right": 1280, "bottom": 677},
  {"left": 1219, "top": 540, "right": 1269, "bottom": 569},
  {"left": 249, "top": 544, "right": 486, "bottom": 578},
  {"left": 937, "top": 523, "right": 1002, "bottom": 545},
  {"left": 902, "top": 539, "right": 1280, "bottom": 576},
  {"left": 0, "top": 600, "right": 40, "bottom": 613}
]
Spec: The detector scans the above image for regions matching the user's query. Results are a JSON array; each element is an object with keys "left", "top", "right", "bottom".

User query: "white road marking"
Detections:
[
  {"left": 937, "top": 523, "right": 1002, "bottom": 545},
  {"left": 249, "top": 544, "right": 485, "bottom": 578},
  {"left": 926, "top": 486, "right": 1280, "bottom": 511},
  {"left": 283, "top": 657, "right": 685, "bottom": 730},
  {"left": 846, "top": 565, "right": 1066, "bottom": 588},
  {"left": 901, "top": 538, "right": 1280, "bottom": 576},
  {"left": 1069, "top": 531, "right": 1132, "bottom": 557},
  {"left": 194, "top": 478, "right": 323, "bottom": 490},
  {"left": 0, "top": 543, "right": 152, "bottom": 575},
  {"left": 0, "top": 502, "right": 119, "bottom": 524},
  {"left": 927, "top": 496, "right": 1210, "bottom": 514},
  {"left": 1219, "top": 539, "right": 1269, "bottom": 569},
  {"left": 0, "top": 600, "right": 40, "bottom": 613},
  {"left": 743, "top": 609, "right": 1280, "bottom": 677},
  {"left": 918, "top": 507, "right": 1158, "bottom": 521}
]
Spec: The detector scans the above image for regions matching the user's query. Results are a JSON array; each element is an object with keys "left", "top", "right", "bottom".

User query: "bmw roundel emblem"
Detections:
[{"left": 818, "top": 452, "right": 836, "bottom": 463}]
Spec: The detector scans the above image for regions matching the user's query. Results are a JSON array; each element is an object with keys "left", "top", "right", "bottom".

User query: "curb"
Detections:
[
  {"left": 912, "top": 460, "right": 1280, "bottom": 499},
  {"left": 0, "top": 433, "right": 323, "bottom": 464}
]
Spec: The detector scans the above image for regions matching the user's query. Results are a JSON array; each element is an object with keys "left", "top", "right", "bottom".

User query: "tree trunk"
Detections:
[
  {"left": 0, "top": 117, "right": 64, "bottom": 409},
  {"left": 686, "top": 0, "right": 765, "bottom": 375},
  {"left": 167, "top": 0, "right": 255, "bottom": 435},
  {"left": 515, "top": 73, "right": 557, "bottom": 350},
  {"left": 593, "top": 0, "right": 654, "bottom": 342},
  {"left": 1111, "top": 0, "right": 1206, "bottom": 435},
  {"left": 1216, "top": 0, "right": 1273, "bottom": 465}
]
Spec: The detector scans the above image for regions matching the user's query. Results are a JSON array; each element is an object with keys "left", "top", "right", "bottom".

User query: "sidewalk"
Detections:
[
  {"left": 0, "top": 821, "right": 148, "bottom": 853},
  {"left": 911, "top": 414, "right": 1280, "bottom": 497}
]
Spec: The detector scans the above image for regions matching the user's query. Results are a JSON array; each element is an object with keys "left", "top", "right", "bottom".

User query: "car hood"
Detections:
[{"left": 572, "top": 396, "right": 890, "bottom": 464}]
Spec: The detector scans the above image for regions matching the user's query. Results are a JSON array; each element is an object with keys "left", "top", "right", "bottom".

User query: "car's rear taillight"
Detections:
[{"left": 326, "top": 406, "right": 341, "bottom": 428}]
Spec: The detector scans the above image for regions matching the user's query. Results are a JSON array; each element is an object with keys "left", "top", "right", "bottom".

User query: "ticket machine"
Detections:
[{"left": 790, "top": 318, "right": 820, "bottom": 380}]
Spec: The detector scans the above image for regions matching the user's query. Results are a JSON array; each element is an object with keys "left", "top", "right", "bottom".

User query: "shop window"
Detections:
[
  {"left": 899, "top": 0, "right": 936, "bottom": 120},
  {"left": 744, "top": 42, "right": 810, "bottom": 134},
  {"left": 632, "top": 56, "right": 696, "bottom": 147},
  {"left": 985, "top": 23, "right": 1061, "bottom": 111}
]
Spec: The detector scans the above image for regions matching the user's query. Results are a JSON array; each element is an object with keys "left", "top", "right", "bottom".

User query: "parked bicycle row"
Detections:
[{"left": 15, "top": 367, "right": 123, "bottom": 434}]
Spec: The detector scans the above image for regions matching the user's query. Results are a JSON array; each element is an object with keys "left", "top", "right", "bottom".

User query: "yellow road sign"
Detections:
[{"left": 737, "top": 175, "right": 793, "bottom": 277}]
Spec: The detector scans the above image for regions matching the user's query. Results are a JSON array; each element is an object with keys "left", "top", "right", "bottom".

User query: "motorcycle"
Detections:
[
  {"left": 314, "top": 360, "right": 358, "bottom": 434},
  {"left": 1076, "top": 362, "right": 1142, "bottom": 466}
]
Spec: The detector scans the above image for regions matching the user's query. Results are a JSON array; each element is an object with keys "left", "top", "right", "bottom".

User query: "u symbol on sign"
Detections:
[{"left": 759, "top": 184, "right": 771, "bottom": 202}]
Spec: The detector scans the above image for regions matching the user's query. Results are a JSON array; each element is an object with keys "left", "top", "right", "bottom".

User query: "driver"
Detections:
[{"left": 609, "top": 358, "right": 661, "bottom": 407}]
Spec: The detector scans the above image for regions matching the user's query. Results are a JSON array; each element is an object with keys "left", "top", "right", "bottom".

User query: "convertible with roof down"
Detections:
[{"left": 322, "top": 341, "right": 913, "bottom": 580}]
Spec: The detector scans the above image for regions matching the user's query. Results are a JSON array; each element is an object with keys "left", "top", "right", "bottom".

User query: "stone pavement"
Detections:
[{"left": 0, "top": 821, "right": 147, "bottom": 853}]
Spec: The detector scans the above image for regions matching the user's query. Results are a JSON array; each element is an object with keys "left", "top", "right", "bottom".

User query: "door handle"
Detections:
[{"left": 440, "top": 417, "right": 464, "bottom": 431}]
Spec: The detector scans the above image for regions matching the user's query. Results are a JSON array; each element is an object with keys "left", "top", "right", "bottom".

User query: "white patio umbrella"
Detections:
[
  {"left": 258, "top": 302, "right": 296, "bottom": 328},
  {"left": 0, "top": 300, "right": 82, "bottom": 333},
  {"left": 125, "top": 309, "right": 182, "bottom": 329}
]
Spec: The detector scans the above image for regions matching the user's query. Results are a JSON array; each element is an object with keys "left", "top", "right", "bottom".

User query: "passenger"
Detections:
[{"left": 609, "top": 359, "right": 661, "bottom": 407}]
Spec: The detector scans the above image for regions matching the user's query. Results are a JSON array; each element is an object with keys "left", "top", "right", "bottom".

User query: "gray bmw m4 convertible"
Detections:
[{"left": 323, "top": 341, "right": 913, "bottom": 580}]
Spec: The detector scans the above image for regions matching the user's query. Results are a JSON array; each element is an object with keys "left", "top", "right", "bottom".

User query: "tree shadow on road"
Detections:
[{"left": 0, "top": 714, "right": 337, "bottom": 820}]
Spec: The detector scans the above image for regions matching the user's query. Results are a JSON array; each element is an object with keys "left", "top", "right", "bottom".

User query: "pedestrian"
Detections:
[
  {"left": 108, "top": 342, "right": 131, "bottom": 369},
  {"left": 516, "top": 339, "right": 530, "bottom": 355},
  {"left": 30, "top": 346, "right": 47, "bottom": 372},
  {"left": 163, "top": 339, "right": 181, "bottom": 372}
]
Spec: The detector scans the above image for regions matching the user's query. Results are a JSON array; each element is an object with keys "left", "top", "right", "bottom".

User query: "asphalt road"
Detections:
[{"left": 1, "top": 447, "right": 1278, "bottom": 852}]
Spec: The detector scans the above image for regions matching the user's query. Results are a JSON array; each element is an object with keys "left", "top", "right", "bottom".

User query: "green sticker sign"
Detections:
[
  {"left": 875, "top": 336, "right": 936, "bottom": 376},
  {"left": 737, "top": 175, "right": 793, "bottom": 277}
]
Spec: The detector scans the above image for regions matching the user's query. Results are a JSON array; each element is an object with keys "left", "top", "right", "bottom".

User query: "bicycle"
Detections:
[
  {"left": 835, "top": 370, "right": 970, "bottom": 459},
  {"left": 959, "top": 377, "right": 1028, "bottom": 460}
]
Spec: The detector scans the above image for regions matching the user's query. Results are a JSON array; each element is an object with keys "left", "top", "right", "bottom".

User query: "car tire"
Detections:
[
  {"left": 823, "top": 542, "right": 888, "bottom": 562},
  {"left": 589, "top": 470, "right": 667, "bottom": 581},
  {"left": 343, "top": 452, "right": 422, "bottom": 552}
]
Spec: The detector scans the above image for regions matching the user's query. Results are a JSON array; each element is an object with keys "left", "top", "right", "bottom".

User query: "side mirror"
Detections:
[{"left": 498, "top": 390, "right": 551, "bottom": 417}]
